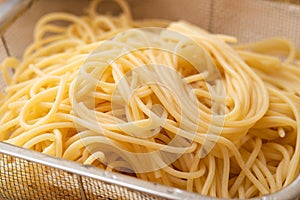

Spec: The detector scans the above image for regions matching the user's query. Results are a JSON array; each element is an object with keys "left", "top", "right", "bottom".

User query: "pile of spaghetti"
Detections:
[{"left": 0, "top": 0, "right": 300, "bottom": 198}]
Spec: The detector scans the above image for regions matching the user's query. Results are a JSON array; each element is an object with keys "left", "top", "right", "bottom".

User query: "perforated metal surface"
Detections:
[
  {"left": 0, "top": 142, "right": 174, "bottom": 200},
  {"left": 210, "top": 0, "right": 300, "bottom": 48},
  {"left": 0, "top": 154, "right": 83, "bottom": 200},
  {"left": 0, "top": 153, "right": 168, "bottom": 200},
  {"left": 81, "top": 177, "right": 164, "bottom": 200}
]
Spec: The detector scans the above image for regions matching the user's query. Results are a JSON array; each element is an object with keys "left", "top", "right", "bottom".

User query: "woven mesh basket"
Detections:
[{"left": 0, "top": 0, "right": 300, "bottom": 199}]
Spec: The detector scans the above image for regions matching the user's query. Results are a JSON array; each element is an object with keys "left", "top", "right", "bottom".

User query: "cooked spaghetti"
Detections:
[{"left": 0, "top": 0, "right": 299, "bottom": 198}]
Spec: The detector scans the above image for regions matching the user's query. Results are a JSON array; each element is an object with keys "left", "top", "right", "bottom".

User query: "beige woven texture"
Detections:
[{"left": 2, "top": 0, "right": 300, "bottom": 60}]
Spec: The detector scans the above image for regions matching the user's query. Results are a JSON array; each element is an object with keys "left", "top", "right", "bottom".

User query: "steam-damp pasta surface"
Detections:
[{"left": 0, "top": 0, "right": 300, "bottom": 198}]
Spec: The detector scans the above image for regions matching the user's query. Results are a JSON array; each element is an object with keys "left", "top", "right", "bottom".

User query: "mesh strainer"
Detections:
[{"left": 0, "top": 0, "right": 300, "bottom": 199}]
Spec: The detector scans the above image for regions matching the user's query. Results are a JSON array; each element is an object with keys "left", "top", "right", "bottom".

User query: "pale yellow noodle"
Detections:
[{"left": 0, "top": 0, "right": 299, "bottom": 199}]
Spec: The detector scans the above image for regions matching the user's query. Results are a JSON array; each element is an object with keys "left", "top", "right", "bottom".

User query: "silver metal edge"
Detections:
[
  {"left": 0, "top": 141, "right": 299, "bottom": 200},
  {"left": 0, "top": 141, "right": 214, "bottom": 200},
  {"left": 0, "top": 0, "right": 33, "bottom": 34}
]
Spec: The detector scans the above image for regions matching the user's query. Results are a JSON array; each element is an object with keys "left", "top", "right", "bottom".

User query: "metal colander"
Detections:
[{"left": 0, "top": 0, "right": 300, "bottom": 199}]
